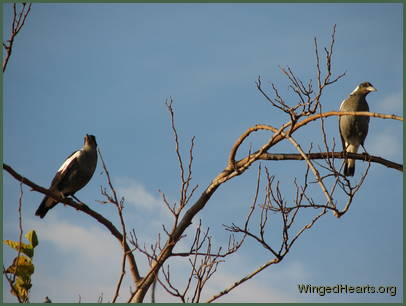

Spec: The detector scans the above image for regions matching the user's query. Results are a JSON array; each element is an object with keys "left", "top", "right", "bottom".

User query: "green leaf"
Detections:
[
  {"left": 16, "top": 276, "right": 32, "bottom": 290},
  {"left": 4, "top": 240, "right": 34, "bottom": 258},
  {"left": 10, "top": 277, "right": 31, "bottom": 302},
  {"left": 5, "top": 255, "right": 34, "bottom": 277},
  {"left": 4, "top": 239, "right": 21, "bottom": 251},
  {"left": 4, "top": 230, "right": 38, "bottom": 302},
  {"left": 25, "top": 230, "right": 38, "bottom": 248}
]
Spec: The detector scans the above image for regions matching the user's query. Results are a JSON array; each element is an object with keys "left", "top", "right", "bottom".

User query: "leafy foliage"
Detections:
[{"left": 4, "top": 230, "right": 39, "bottom": 303}]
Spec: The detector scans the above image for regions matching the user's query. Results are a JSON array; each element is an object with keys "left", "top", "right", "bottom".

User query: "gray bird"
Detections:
[
  {"left": 339, "top": 82, "right": 377, "bottom": 176},
  {"left": 35, "top": 134, "right": 98, "bottom": 218}
]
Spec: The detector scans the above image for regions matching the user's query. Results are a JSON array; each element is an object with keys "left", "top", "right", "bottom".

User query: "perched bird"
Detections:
[
  {"left": 43, "top": 296, "right": 52, "bottom": 303},
  {"left": 339, "top": 82, "right": 377, "bottom": 176},
  {"left": 35, "top": 134, "right": 98, "bottom": 218}
]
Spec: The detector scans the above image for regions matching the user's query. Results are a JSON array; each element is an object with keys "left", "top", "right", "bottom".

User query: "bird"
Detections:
[
  {"left": 339, "top": 82, "right": 377, "bottom": 176},
  {"left": 35, "top": 134, "right": 98, "bottom": 218},
  {"left": 43, "top": 296, "right": 52, "bottom": 303}
]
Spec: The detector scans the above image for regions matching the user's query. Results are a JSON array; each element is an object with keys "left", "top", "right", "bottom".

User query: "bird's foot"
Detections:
[
  {"left": 342, "top": 150, "right": 348, "bottom": 159},
  {"left": 360, "top": 145, "right": 370, "bottom": 160},
  {"left": 71, "top": 195, "right": 82, "bottom": 203}
]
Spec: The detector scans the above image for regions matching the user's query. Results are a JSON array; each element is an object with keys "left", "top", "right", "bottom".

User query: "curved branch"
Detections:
[
  {"left": 231, "top": 111, "right": 402, "bottom": 173},
  {"left": 283, "top": 133, "right": 334, "bottom": 207},
  {"left": 2, "top": 163, "right": 142, "bottom": 285},
  {"left": 129, "top": 110, "right": 402, "bottom": 302},
  {"left": 300, "top": 110, "right": 403, "bottom": 126},
  {"left": 259, "top": 152, "right": 402, "bottom": 172},
  {"left": 5, "top": 109, "right": 401, "bottom": 303},
  {"left": 227, "top": 122, "right": 291, "bottom": 169}
]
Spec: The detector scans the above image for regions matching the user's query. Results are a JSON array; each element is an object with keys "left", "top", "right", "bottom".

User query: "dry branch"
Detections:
[
  {"left": 229, "top": 111, "right": 402, "bottom": 176},
  {"left": 97, "top": 149, "right": 130, "bottom": 302},
  {"left": 259, "top": 151, "right": 402, "bottom": 172},
  {"left": 4, "top": 21, "right": 402, "bottom": 303},
  {"left": 2, "top": 163, "right": 142, "bottom": 286},
  {"left": 3, "top": 3, "right": 32, "bottom": 73},
  {"left": 206, "top": 258, "right": 280, "bottom": 303}
]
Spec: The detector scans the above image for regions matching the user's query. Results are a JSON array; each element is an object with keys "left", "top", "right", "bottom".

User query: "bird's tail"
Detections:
[
  {"left": 343, "top": 144, "right": 358, "bottom": 177},
  {"left": 35, "top": 196, "right": 58, "bottom": 218},
  {"left": 344, "top": 159, "right": 355, "bottom": 177}
]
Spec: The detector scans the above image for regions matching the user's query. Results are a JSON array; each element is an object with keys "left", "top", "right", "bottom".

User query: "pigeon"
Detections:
[
  {"left": 339, "top": 82, "right": 377, "bottom": 176},
  {"left": 35, "top": 134, "right": 98, "bottom": 218}
]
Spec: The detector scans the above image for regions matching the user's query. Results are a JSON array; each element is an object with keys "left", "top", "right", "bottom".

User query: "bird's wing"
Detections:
[
  {"left": 338, "top": 99, "right": 347, "bottom": 151},
  {"left": 50, "top": 150, "right": 82, "bottom": 189},
  {"left": 339, "top": 98, "right": 346, "bottom": 110},
  {"left": 339, "top": 122, "right": 347, "bottom": 151}
]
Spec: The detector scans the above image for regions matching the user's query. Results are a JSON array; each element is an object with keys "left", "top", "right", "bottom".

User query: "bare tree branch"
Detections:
[
  {"left": 97, "top": 149, "right": 130, "bottom": 303},
  {"left": 258, "top": 151, "right": 402, "bottom": 172},
  {"left": 3, "top": 3, "right": 32, "bottom": 73},
  {"left": 206, "top": 258, "right": 280, "bottom": 303},
  {"left": 2, "top": 163, "right": 142, "bottom": 286},
  {"left": 229, "top": 111, "right": 402, "bottom": 176},
  {"left": 4, "top": 22, "right": 402, "bottom": 303}
]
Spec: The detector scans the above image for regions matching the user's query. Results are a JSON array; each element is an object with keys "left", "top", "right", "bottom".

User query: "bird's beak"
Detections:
[
  {"left": 84, "top": 134, "right": 97, "bottom": 147},
  {"left": 367, "top": 86, "right": 377, "bottom": 92}
]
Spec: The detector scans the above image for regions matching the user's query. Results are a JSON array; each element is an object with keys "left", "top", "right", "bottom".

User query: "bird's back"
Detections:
[
  {"left": 53, "top": 148, "right": 97, "bottom": 196},
  {"left": 339, "top": 94, "right": 370, "bottom": 145},
  {"left": 340, "top": 93, "right": 370, "bottom": 112},
  {"left": 36, "top": 134, "right": 98, "bottom": 218}
]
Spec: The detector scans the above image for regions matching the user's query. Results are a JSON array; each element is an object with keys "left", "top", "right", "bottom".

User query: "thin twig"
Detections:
[
  {"left": 3, "top": 163, "right": 142, "bottom": 285},
  {"left": 3, "top": 3, "right": 32, "bottom": 73},
  {"left": 206, "top": 258, "right": 280, "bottom": 303}
]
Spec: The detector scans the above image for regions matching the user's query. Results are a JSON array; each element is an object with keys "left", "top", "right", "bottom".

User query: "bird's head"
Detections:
[
  {"left": 84, "top": 134, "right": 97, "bottom": 148},
  {"left": 351, "top": 82, "right": 377, "bottom": 95}
]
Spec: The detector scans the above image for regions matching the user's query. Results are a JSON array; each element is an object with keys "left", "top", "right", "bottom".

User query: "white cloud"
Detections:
[
  {"left": 367, "top": 91, "right": 403, "bottom": 162},
  {"left": 205, "top": 271, "right": 299, "bottom": 303},
  {"left": 8, "top": 212, "right": 307, "bottom": 303},
  {"left": 274, "top": 260, "right": 310, "bottom": 281},
  {"left": 192, "top": 250, "right": 310, "bottom": 303},
  {"left": 114, "top": 177, "right": 173, "bottom": 234},
  {"left": 150, "top": 250, "right": 307, "bottom": 303},
  {"left": 27, "top": 215, "right": 121, "bottom": 265},
  {"left": 16, "top": 214, "right": 134, "bottom": 303},
  {"left": 114, "top": 177, "right": 162, "bottom": 210},
  {"left": 377, "top": 91, "right": 403, "bottom": 113},
  {"left": 31, "top": 273, "right": 119, "bottom": 303},
  {"left": 368, "top": 131, "right": 402, "bottom": 159},
  {"left": 6, "top": 181, "right": 307, "bottom": 303}
]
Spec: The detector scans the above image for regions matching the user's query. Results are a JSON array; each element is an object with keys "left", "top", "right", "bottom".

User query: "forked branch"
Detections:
[{"left": 3, "top": 3, "right": 32, "bottom": 73}]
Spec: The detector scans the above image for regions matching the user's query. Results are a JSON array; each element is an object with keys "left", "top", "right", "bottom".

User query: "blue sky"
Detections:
[{"left": 3, "top": 3, "right": 403, "bottom": 303}]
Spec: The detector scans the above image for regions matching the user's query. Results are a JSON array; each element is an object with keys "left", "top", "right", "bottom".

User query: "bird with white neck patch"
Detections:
[
  {"left": 339, "top": 82, "right": 377, "bottom": 176},
  {"left": 35, "top": 134, "right": 98, "bottom": 218}
]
